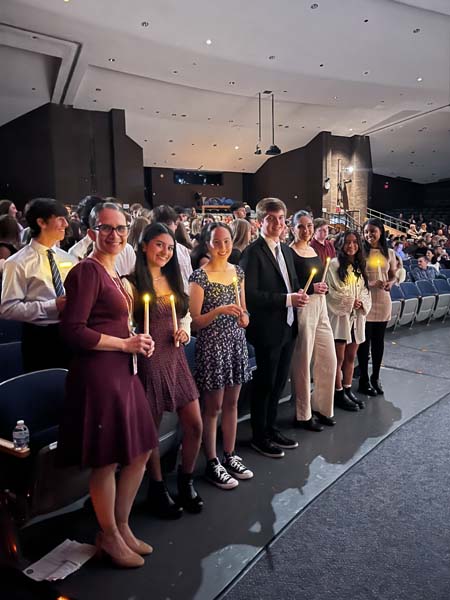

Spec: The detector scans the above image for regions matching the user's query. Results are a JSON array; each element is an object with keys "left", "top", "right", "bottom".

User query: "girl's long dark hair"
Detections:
[
  {"left": 335, "top": 230, "right": 369, "bottom": 289},
  {"left": 132, "top": 222, "right": 189, "bottom": 322},
  {"left": 362, "top": 217, "right": 389, "bottom": 259}
]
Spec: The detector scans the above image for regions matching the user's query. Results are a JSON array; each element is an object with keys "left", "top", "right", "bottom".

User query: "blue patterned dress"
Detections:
[{"left": 189, "top": 266, "right": 251, "bottom": 391}]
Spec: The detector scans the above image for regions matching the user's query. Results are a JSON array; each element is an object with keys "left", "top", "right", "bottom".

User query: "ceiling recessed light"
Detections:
[
  {"left": 362, "top": 120, "right": 367, "bottom": 124},
  {"left": 390, "top": 150, "right": 395, "bottom": 153},
  {"left": 301, "top": 126, "right": 305, "bottom": 128},
  {"left": 238, "top": 157, "right": 243, "bottom": 160},
  {"left": 427, "top": 101, "right": 433, "bottom": 105},
  {"left": 192, "top": 62, "right": 197, "bottom": 66},
  {"left": 410, "top": 161, "right": 414, "bottom": 165},
  {"left": 144, "top": 139, "right": 148, "bottom": 142},
  {"left": 380, "top": 100, "right": 385, "bottom": 103},
  {"left": 206, "top": 39, "right": 212, "bottom": 45},
  {"left": 263, "top": 90, "right": 273, "bottom": 95},
  {"left": 319, "top": 63, "right": 324, "bottom": 67},
  {"left": 171, "top": 113, "right": 177, "bottom": 116},
  {"left": 283, "top": 90, "right": 288, "bottom": 93},
  {"left": 284, "top": 125, "right": 289, "bottom": 128},
  {"left": 141, "top": 21, "right": 150, "bottom": 27},
  {"left": 207, "top": 117, "right": 212, "bottom": 120},
  {"left": 172, "top": 70, "right": 178, "bottom": 74},
  {"left": 32, "top": 35, "right": 38, "bottom": 39},
  {"left": 234, "top": 145, "right": 239, "bottom": 150},
  {"left": 229, "top": 120, "right": 234, "bottom": 123},
  {"left": 108, "top": 58, "right": 116, "bottom": 62},
  {"left": 92, "top": 99, "right": 97, "bottom": 103},
  {"left": 191, "top": 143, "right": 195, "bottom": 146},
  {"left": 31, "top": 87, "right": 36, "bottom": 91},
  {"left": 63, "top": 0, "right": 70, "bottom": 3},
  {"left": 171, "top": 153, "right": 176, "bottom": 156},
  {"left": 268, "top": 56, "right": 276, "bottom": 60},
  {"left": 413, "top": 28, "right": 420, "bottom": 33},
  {"left": 411, "top": 151, "right": 415, "bottom": 154},
  {"left": 363, "top": 71, "right": 369, "bottom": 76},
  {"left": 140, "top": 107, "right": 144, "bottom": 110},
  {"left": 311, "top": 3, "right": 319, "bottom": 8},
  {"left": 229, "top": 81, "right": 235, "bottom": 85},
  {"left": 169, "top": 139, "right": 173, "bottom": 142},
  {"left": 333, "top": 96, "right": 338, "bottom": 100},
  {"left": 181, "top": 114, "right": 187, "bottom": 117},
  {"left": 213, "top": 143, "right": 217, "bottom": 147},
  {"left": 95, "top": 87, "right": 102, "bottom": 92},
  {"left": 364, "top": 18, "right": 369, "bottom": 23},
  {"left": 349, "top": 128, "right": 353, "bottom": 131},
  {"left": 417, "top": 76, "right": 423, "bottom": 82},
  {"left": 155, "top": 110, "right": 160, "bottom": 114}
]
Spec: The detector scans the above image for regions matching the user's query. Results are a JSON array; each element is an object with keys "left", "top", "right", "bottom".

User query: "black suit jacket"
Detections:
[{"left": 240, "top": 237, "right": 299, "bottom": 348}]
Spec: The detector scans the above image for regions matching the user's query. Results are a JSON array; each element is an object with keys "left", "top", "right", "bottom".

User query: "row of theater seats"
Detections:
[
  {"left": 0, "top": 321, "right": 256, "bottom": 561},
  {"left": 389, "top": 277, "right": 450, "bottom": 329}
]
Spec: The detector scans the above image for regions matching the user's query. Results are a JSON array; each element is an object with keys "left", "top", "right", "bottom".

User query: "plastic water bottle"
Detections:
[{"left": 12, "top": 420, "right": 29, "bottom": 450}]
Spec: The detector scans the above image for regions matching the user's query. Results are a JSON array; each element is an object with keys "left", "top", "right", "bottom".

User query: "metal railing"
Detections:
[
  {"left": 328, "top": 209, "right": 361, "bottom": 230},
  {"left": 366, "top": 208, "right": 410, "bottom": 232}
]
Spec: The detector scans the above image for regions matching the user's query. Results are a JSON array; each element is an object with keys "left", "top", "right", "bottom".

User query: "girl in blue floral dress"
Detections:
[{"left": 189, "top": 222, "right": 253, "bottom": 490}]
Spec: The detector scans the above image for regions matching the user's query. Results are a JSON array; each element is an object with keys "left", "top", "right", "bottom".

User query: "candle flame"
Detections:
[
  {"left": 326, "top": 256, "right": 330, "bottom": 263},
  {"left": 59, "top": 262, "right": 73, "bottom": 268},
  {"left": 311, "top": 268, "right": 318, "bottom": 275},
  {"left": 143, "top": 293, "right": 150, "bottom": 303},
  {"left": 232, "top": 276, "right": 238, "bottom": 283},
  {"left": 169, "top": 294, "right": 175, "bottom": 302}
]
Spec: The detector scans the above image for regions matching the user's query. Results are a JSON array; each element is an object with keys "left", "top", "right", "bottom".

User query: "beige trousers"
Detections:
[{"left": 292, "top": 294, "right": 337, "bottom": 420}]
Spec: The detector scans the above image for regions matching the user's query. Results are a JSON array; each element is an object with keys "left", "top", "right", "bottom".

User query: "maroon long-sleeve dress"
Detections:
[{"left": 57, "top": 259, "right": 157, "bottom": 468}]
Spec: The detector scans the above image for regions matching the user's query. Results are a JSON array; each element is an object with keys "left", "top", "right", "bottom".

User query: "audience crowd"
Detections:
[{"left": 1, "top": 194, "right": 449, "bottom": 569}]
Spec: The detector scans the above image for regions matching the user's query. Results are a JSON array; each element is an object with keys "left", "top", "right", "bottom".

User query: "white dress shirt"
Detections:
[
  {"left": 69, "top": 235, "right": 136, "bottom": 276},
  {"left": 260, "top": 233, "right": 294, "bottom": 307},
  {"left": 176, "top": 244, "right": 193, "bottom": 294},
  {"left": 0, "top": 239, "right": 77, "bottom": 325}
]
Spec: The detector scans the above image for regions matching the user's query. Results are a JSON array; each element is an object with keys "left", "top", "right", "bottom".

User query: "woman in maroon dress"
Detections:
[
  {"left": 58, "top": 202, "right": 158, "bottom": 569},
  {"left": 131, "top": 223, "right": 203, "bottom": 519}
]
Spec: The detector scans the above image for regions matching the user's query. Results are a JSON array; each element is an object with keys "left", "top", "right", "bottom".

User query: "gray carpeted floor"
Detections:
[{"left": 225, "top": 393, "right": 450, "bottom": 600}]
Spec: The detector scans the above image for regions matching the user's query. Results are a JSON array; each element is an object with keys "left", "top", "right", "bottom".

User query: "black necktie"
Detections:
[{"left": 47, "top": 249, "right": 65, "bottom": 297}]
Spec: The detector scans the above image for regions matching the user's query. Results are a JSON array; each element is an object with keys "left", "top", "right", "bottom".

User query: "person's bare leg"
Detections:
[
  {"left": 115, "top": 451, "right": 152, "bottom": 554},
  {"left": 342, "top": 342, "right": 358, "bottom": 387},
  {"left": 90, "top": 464, "right": 143, "bottom": 564},
  {"left": 146, "top": 414, "right": 163, "bottom": 481},
  {"left": 178, "top": 400, "right": 202, "bottom": 472},
  {"left": 221, "top": 385, "right": 241, "bottom": 454},
  {"left": 334, "top": 342, "right": 345, "bottom": 389},
  {"left": 202, "top": 389, "right": 224, "bottom": 460}
]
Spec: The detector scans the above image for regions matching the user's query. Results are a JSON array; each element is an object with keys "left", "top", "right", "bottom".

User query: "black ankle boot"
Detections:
[
  {"left": 334, "top": 389, "right": 359, "bottom": 412},
  {"left": 177, "top": 467, "right": 204, "bottom": 514},
  {"left": 357, "top": 378, "right": 377, "bottom": 397},
  {"left": 147, "top": 479, "right": 183, "bottom": 519},
  {"left": 344, "top": 386, "right": 365, "bottom": 409},
  {"left": 370, "top": 377, "right": 384, "bottom": 395}
]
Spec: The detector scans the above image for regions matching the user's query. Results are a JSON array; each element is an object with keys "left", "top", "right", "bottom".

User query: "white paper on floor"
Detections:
[{"left": 23, "top": 539, "right": 96, "bottom": 581}]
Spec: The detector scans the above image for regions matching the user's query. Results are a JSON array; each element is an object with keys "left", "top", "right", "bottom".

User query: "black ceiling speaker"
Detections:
[
  {"left": 265, "top": 93, "right": 282, "bottom": 156},
  {"left": 255, "top": 92, "right": 262, "bottom": 154}
]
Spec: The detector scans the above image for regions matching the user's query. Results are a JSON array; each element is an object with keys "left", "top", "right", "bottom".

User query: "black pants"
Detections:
[
  {"left": 357, "top": 321, "right": 387, "bottom": 382},
  {"left": 22, "top": 323, "right": 71, "bottom": 373},
  {"left": 251, "top": 327, "right": 296, "bottom": 441}
]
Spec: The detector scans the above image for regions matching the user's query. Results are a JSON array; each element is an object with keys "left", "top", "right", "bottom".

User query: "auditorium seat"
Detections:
[
  {"left": 0, "top": 320, "right": 22, "bottom": 344},
  {"left": 430, "top": 279, "right": 450, "bottom": 321},
  {"left": 398, "top": 283, "right": 420, "bottom": 327},
  {"left": 0, "top": 342, "right": 23, "bottom": 383},
  {"left": 388, "top": 285, "right": 404, "bottom": 329},
  {"left": 439, "top": 268, "right": 450, "bottom": 279},
  {"left": 0, "top": 369, "right": 91, "bottom": 560},
  {"left": 414, "top": 280, "right": 436, "bottom": 323}
]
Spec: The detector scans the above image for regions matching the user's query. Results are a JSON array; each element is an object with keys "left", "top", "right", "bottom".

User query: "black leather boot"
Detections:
[
  {"left": 344, "top": 386, "right": 365, "bottom": 409},
  {"left": 147, "top": 479, "right": 183, "bottom": 519},
  {"left": 177, "top": 467, "right": 203, "bottom": 514},
  {"left": 334, "top": 389, "right": 359, "bottom": 412},
  {"left": 370, "top": 377, "right": 384, "bottom": 395},
  {"left": 357, "top": 377, "right": 377, "bottom": 397}
]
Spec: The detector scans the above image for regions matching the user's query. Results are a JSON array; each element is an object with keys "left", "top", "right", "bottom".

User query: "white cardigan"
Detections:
[{"left": 326, "top": 258, "right": 371, "bottom": 344}]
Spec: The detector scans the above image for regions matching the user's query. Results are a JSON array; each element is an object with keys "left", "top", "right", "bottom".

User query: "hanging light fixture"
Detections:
[
  {"left": 265, "top": 93, "right": 282, "bottom": 155},
  {"left": 254, "top": 92, "right": 262, "bottom": 154}
]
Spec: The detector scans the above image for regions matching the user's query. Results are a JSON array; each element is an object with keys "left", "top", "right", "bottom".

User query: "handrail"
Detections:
[
  {"left": 366, "top": 208, "right": 410, "bottom": 232},
  {"left": 328, "top": 209, "right": 361, "bottom": 230}
]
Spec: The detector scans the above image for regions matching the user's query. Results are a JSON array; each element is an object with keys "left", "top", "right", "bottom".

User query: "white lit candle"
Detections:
[
  {"left": 232, "top": 276, "right": 241, "bottom": 307},
  {"left": 321, "top": 256, "right": 331, "bottom": 283},
  {"left": 377, "top": 259, "right": 382, "bottom": 281},
  {"left": 303, "top": 267, "right": 317, "bottom": 295},
  {"left": 169, "top": 294, "right": 179, "bottom": 347},
  {"left": 143, "top": 294, "right": 150, "bottom": 335}
]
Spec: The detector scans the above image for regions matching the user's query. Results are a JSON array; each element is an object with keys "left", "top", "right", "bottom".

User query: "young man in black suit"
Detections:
[{"left": 240, "top": 198, "right": 309, "bottom": 458}]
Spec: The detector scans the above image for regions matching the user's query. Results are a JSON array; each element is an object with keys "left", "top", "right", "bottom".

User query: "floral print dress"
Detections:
[{"left": 189, "top": 266, "right": 251, "bottom": 391}]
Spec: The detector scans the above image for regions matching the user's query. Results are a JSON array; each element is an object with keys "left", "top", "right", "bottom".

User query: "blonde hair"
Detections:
[{"left": 232, "top": 218, "right": 251, "bottom": 252}]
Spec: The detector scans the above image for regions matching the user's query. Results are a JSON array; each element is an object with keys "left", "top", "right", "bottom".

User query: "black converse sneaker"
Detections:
[
  {"left": 205, "top": 458, "right": 239, "bottom": 490},
  {"left": 222, "top": 452, "right": 254, "bottom": 480}
]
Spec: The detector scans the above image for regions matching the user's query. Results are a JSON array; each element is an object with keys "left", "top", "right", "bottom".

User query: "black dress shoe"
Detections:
[
  {"left": 370, "top": 377, "right": 384, "bottom": 395},
  {"left": 357, "top": 379, "right": 378, "bottom": 397},
  {"left": 313, "top": 411, "right": 336, "bottom": 426},
  {"left": 147, "top": 479, "right": 183, "bottom": 519},
  {"left": 270, "top": 430, "right": 299, "bottom": 448},
  {"left": 293, "top": 416, "right": 324, "bottom": 432},
  {"left": 251, "top": 438, "right": 285, "bottom": 458},
  {"left": 177, "top": 467, "right": 203, "bottom": 514},
  {"left": 344, "top": 387, "right": 365, "bottom": 409},
  {"left": 334, "top": 389, "right": 359, "bottom": 412}
]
